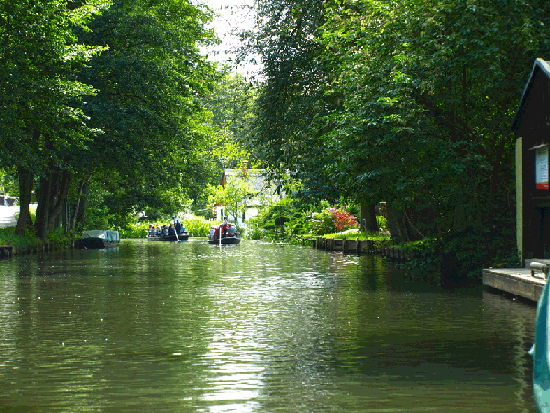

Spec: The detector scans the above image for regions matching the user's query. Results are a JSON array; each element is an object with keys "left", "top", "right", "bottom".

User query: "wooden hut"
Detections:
[{"left": 512, "top": 58, "right": 550, "bottom": 262}]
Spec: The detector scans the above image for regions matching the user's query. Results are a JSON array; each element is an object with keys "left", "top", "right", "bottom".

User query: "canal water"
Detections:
[{"left": 0, "top": 239, "right": 537, "bottom": 412}]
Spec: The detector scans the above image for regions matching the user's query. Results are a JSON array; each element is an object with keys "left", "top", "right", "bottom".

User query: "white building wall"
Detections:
[{"left": 215, "top": 205, "right": 260, "bottom": 227}]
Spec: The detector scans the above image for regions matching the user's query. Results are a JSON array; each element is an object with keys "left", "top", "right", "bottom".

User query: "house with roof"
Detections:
[
  {"left": 215, "top": 166, "right": 282, "bottom": 225},
  {"left": 513, "top": 58, "right": 550, "bottom": 262}
]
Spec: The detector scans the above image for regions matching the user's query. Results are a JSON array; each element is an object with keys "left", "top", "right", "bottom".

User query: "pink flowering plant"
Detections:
[{"left": 311, "top": 206, "right": 359, "bottom": 235}]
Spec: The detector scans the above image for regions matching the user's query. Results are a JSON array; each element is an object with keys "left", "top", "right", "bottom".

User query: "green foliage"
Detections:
[
  {"left": 311, "top": 206, "right": 359, "bottom": 235},
  {"left": 45, "top": 228, "right": 74, "bottom": 248},
  {"left": 74, "top": 0, "right": 220, "bottom": 227},
  {"left": 242, "top": 0, "right": 336, "bottom": 198},
  {"left": 118, "top": 222, "right": 149, "bottom": 239},
  {"left": 0, "top": 227, "right": 42, "bottom": 248},
  {"left": 184, "top": 219, "right": 213, "bottom": 237},
  {"left": 376, "top": 215, "right": 388, "bottom": 233},
  {"left": 0, "top": 226, "right": 74, "bottom": 249},
  {"left": 0, "top": 0, "right": 109, "bottom": 171},
  {"left": 400, "top": 226, "right": 521, "bottom": 286},
  {"left": 0, "top": 169, "right": 18, "bottom": 196},
  {"left": 247, "top": 197, "right": 315, "bottom": 240},
  {"left": 207, "top": 175, "right": 258, "bottom": 225},
  {"left": 323, "top": 231, "right": 365, "bottom": 241},
  {"left": 202, "top": 73, "right": 259, "bottom": 166},
  {"left": 242, "top": 0, "right": 550, "bottom": 283},
  {"left": 248, "top": 197, "right": 364, "bottom": 241}
]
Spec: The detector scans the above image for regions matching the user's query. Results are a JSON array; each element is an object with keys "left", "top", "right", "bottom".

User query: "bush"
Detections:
[
  {"left": 45, "top": 227, "right": 75, "bottom": 248},
  {"left": 0, "top": 227, "right": 42, "bottom": 248},
  {"left": 185, "top": 219, "right": 213, "bottom": 237},
  {"left": 118, "top": 222, "right": 149, "bottom": 239},
  {"left": 247, "top": 197, "right": 323, "bottom": 240},
  {"left": 377, "top": 215, "right": 388, "bottom": 232},
  {"left": 400, "top": 226, "right": 521, "bottom": 287},
  {"left": 311, "top": 206, "right": 359, "bottom": 235}
]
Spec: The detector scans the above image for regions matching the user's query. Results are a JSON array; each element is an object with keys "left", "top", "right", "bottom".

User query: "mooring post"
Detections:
[{"left": 530, "top": 261, "right": 550, "bottom": 279}]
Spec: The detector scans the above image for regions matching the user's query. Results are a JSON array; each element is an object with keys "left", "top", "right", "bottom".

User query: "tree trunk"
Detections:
[
  {"left": 46, "top": 170, "right": 71, "bottom": 230},
  {"left": 69, "top": 181, "right": 84, "bottom": 232},
  {"left": 15, "top": 167, "right": 34, "bottom": 235},
  {"left": 386, "top": 203, "right": 408, "bottom": 244},
  {"left": 361, "top": 203, "right": 379, "bottom": 233},
  {"left": 74, "top": 179, "right": 91, "bottom": 230},
  {"left": 34, "top": 173, "right": 52, "bottom": 240}
]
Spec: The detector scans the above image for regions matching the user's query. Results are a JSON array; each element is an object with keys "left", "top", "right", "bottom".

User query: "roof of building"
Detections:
[{"left": 511, "top": 58, "right": 550, "bottom": 135}]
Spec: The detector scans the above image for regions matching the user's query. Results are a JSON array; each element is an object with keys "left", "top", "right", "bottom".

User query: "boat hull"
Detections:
[
  {"left": 75, "top": 238, "right": 119, "bottom": 249},
  {"left": 208, "top": 236, "right": 240, "bottom": 245},
  {"left": 147, "top": 233, "right": 189, "bottom": 241}
]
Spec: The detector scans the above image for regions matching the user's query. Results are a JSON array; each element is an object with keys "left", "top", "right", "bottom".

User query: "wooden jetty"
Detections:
[
  {"left": 482, "top": 260, "right": 549, "bottom": 302},
  {"left": 313, "top": 237, "right": 374, "bottom": 254},
  {"left": 307, "top": 236, "right": 410, "bottom": 260}
]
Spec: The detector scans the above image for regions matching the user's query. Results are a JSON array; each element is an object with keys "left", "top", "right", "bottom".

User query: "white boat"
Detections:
[{"left": 75, "top": 230, "right": 120, "bottom": 249}]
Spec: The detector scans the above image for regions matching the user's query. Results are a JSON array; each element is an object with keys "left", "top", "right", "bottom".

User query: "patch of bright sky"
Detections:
[{"left": 198, "top": 0, "right": 261, "bottom": 78}]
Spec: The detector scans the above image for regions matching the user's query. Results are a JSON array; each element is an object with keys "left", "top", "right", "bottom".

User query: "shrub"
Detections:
[
  {"left": 0, "top": 227, "right": 42, "bottom": 248},
  {"left": 45, "top": 227, "right": 75, "bottom": 248},
  {"left": 376, "top": 215, "right": 388, "bottom": 232},
  {"left": 185, "top": 219, "right": 213, "bottom": 237},
  {"left": 118, "top": 222, "right": 149, "bottom": 239},
  {"left": 311, "top": 206, "right": 359, "bottom": 235}
]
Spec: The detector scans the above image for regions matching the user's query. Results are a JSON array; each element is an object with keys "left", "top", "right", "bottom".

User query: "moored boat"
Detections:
[{"left": 75, "top": 230, "right": 120, "bottom": 249}]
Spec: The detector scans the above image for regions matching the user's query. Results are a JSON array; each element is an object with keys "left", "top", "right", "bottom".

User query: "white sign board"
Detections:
[{"left": 536, "top": 145, "right": 549, "bottom": 190}]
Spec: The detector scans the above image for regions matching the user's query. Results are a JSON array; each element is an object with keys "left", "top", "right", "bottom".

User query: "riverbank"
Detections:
[
  {"left": 299, "top": 235, "right": 409, "bottom": 261},
  {"left": 0, "top": 227, "right": 72, "bottom": 260},
  {"left": 0, "top": 243, "right": 67, "bottom": 258}
]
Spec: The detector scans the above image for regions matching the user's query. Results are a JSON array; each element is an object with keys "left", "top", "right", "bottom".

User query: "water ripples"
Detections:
[{"left": 0, "top": 239, "right": 539, "bottom": 412}]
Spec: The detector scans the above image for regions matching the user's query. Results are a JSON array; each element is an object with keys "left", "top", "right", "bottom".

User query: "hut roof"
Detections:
[{"left": 512, "top": 58, "right": 550, "bottom": 136}]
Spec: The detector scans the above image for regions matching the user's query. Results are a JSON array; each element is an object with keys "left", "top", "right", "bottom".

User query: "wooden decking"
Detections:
[
  {"left": 303, "top": 236, "right": 409, "bottom": 261},
  {"left": 313, "top": 237, "right": 374, "bottom": 253},
  {"left": 482, "top": 265, "right": 547, "bottom": 302}
]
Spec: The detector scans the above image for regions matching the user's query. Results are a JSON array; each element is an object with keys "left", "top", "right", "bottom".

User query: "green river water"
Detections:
[{"left": 0, "top": 239, "right": 538, "bottom": 412}]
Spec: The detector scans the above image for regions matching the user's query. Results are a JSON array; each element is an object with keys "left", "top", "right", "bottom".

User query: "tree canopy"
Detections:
[
  {"left": 1, "top": 0, "right": 221, "bottom": 237},
  {"left": 244, "top": 0, "right": 550, "bottom": 244}
]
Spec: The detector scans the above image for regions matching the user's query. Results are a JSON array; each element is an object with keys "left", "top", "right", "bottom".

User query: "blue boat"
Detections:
[{"left": 530, "top": 263, "right": 550, "bottom": 412}]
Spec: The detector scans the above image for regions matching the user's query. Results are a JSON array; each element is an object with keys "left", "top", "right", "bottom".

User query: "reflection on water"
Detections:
[{"left": 0, "top": 239, "right": 537, "bottom": 412}]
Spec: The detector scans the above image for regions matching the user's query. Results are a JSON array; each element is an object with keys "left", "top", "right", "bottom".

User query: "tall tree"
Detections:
[
  {"left": 244, "top": 0, "right": 340, "bottom": 199},
  {"left": 0, "top": 0, "right": 109, "bottom": 238},
  {"left": 318, "top": 0, "right": 550, "bottom": 240},
  {"left": 72, "top": 0, "right": 219, "bottom": 228}
]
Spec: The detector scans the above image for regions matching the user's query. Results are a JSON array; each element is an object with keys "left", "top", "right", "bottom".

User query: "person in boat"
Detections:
[
  {"left": 222, "top": 217, "right": 229, "bottom": 238},
  {"left": 148, "top": 224, "right": 154, "bottom": 236},
  {"left": 168, "top": 224, "right": 175, "bottom": 235},
  {"left": 155, "top": 225, "right": 161, "bottom": 236}
]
